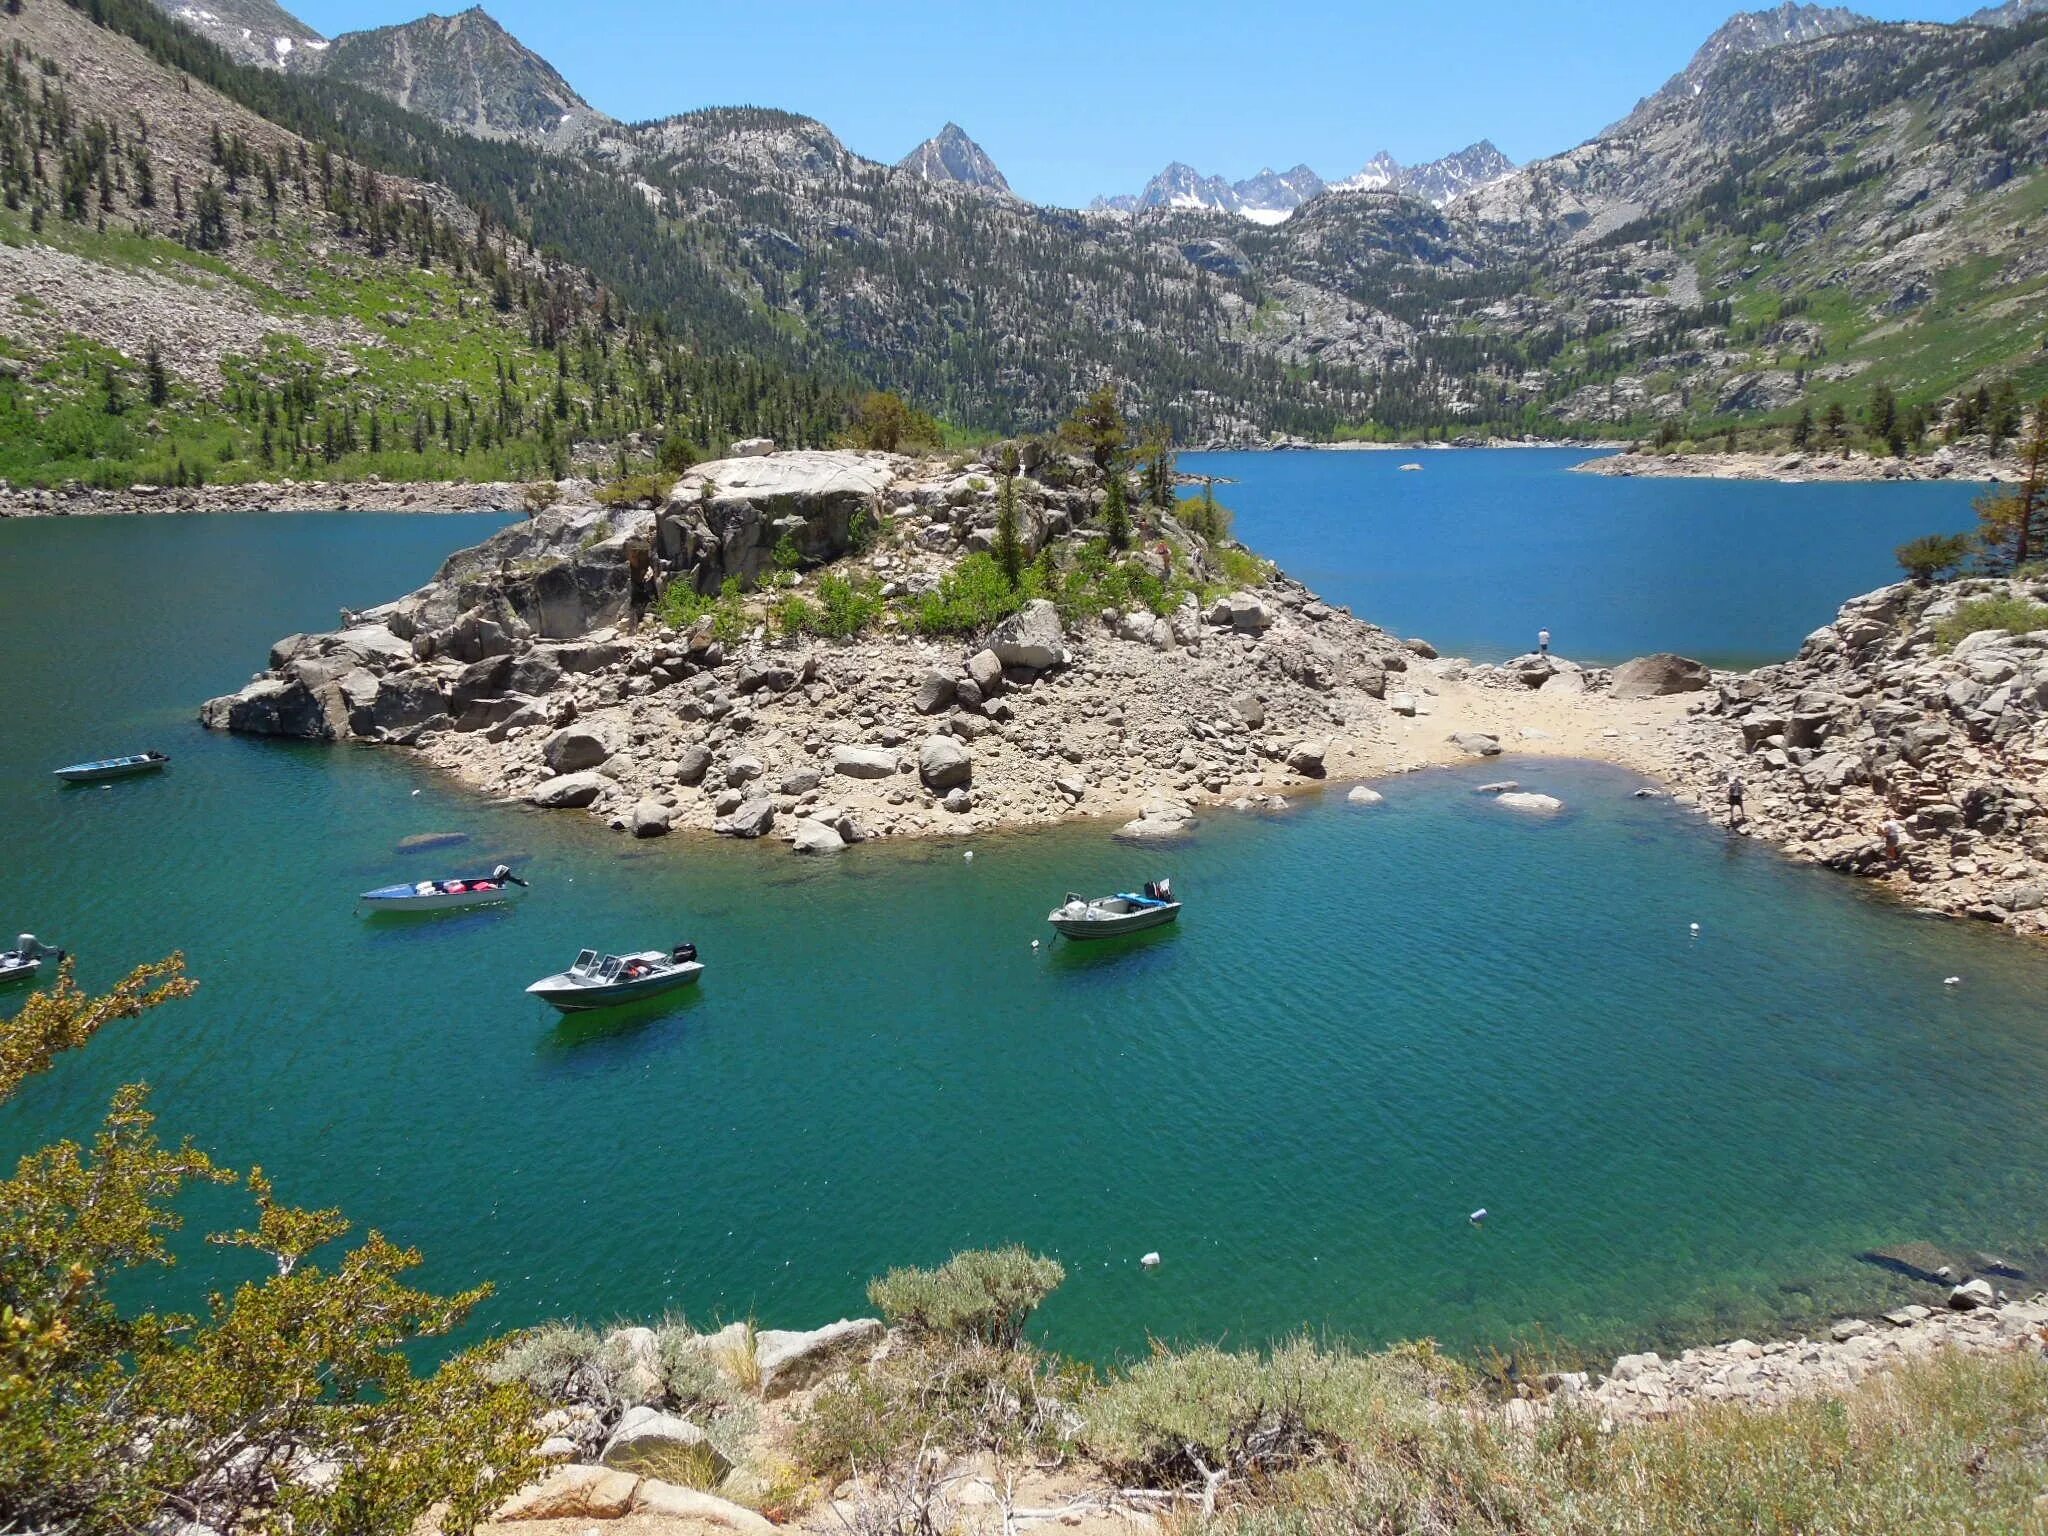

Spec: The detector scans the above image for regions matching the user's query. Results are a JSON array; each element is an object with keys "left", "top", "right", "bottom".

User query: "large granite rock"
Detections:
[
  {"left": 529, "top": 772, "right": 609, "bottom": 809},
  {"left": 832, "top": 744, "right": 899, "bottom": 779},
  {"left": 754, "top": 1318, "right": 884, "bottom": 1399},
  {"left": 988, "top": 600, "right": 1064, "bottom": 671},
  {"left": 918, "top": 735, "right": 973, "bottom": 791},
  {"left": 658, "top": 451, "right": 896, "bottom": 590},
  {"left": 601, "top": 1407, "right": 732, "bottom": 1480},
  {"left": 543, "top": 724, "right": 617, "bottom": 774},
  {"left": 715, "top": 797, "right": 776, "bottom": 838},
  {"left": 1610, "top": 652, "right": 1711, "bottom": 699}
]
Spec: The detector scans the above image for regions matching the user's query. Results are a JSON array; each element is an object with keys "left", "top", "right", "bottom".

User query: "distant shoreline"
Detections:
[
  {"left": 1189, "top": 438, "right": 1620, "bottom": 455},
  {"left": 0, "top": 480, "right": 562, "bottom": 519}
]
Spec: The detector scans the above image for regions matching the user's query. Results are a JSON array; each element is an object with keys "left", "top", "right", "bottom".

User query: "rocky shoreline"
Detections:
[
  {"left": 1654, "top": 575, "right": 2048, "bottom": 937},
  {"left": 1575, "top": 442, "right": 2016, "bottom": 483},
  {"left": 461, "top": 1278, "right": 2048, "bottom": 1536},
  {"left": 197, "top": 447, "right": 1697, "bottom": 850},
  {"left": 0, "top": 478, "right": 581, "bottom": 518}
]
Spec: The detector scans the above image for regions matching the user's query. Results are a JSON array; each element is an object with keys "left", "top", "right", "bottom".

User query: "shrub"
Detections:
[
  {"left": 489, "top": 1323, "right": 613, "bottom": 1404},
  {"left": 907, "top": 554, "right": 1032, "bottom": 636},
  {"left": 846, "top": 391, "right": 941, "bottom": 453},
  {"left": 814, "top": 573, "right": 885, "bottom": 638},
  {"left": 1895, "top": 532, "right": 1971, "bottom": 584},
  {"left": 522, "top": 480, "right": 557, "bottom": 514},
  {"left": 659, "top": 575, "right": 751, "bottom": 644},
  {"left": 1082, "top": 1338, "right": 1469, "bottom": 1487},
  {"left": 595, "top": 471, "right": 668, "bottom": 509},
  {"left": 1935, "top": 594, "right": 2048, "bottom": 649},
  {"left": 794, "top": 1337, "right": 1084, "bottom": 1478},
  {"left": 866, "top": 1247, "right": 1066, "bottom": 1349},
  {"left": 771, "top": 593, "right": 819, "bottom": 636},
  {"left": 652, "top": 1326, "right": 742, "bottom": 1412},
  {"left": 1177, "top": 484, "right": 1233, "bottom": 543},
  {"left": 1212, "top": 544, "right": 1272, "bottom": 590}
]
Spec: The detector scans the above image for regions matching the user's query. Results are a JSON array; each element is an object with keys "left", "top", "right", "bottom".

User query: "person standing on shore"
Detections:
[
  {"left": 1881, "top": 815, "right": 1908, "bottom": 867},
  {"left": 1538, "top": 628, "right": 1551, "bottom": 657},
  {"left": 1726, "top": 773, "right": 1746, "bottom": 828}
]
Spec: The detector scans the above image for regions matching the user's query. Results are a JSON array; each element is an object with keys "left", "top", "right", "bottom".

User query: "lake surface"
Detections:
[
  {"left": 1185, "top": 449, "right": 1984, "bottom": 667},
  {"left": 6, "top": 509, "right": 2048, "bottom": 1370}
]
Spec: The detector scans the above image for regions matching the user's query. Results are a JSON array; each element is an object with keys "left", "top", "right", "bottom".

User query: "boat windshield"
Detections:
[{"left": 595, "top": 956, "right": 622, "bottom": 981}]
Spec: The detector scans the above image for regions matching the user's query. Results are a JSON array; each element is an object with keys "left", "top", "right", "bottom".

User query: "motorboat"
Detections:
[
  {"left": 54, "top": 751, "right": 167, "bottom": 783},
  {"left": 358, "top": 864, "right": 529, "bottom": 914},
  {"left": 526, "top": 944, "right": 703, "bottom": 1012},
  {"left": 1047, "top": 879, "right": 1182, "bottom": 939},
  {"left": 0, "top": 934, "right": 63, "bottom": 985}
]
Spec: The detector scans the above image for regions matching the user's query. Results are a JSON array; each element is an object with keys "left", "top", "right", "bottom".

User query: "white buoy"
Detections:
[
  {"left": 1140, "top": 1251, "right": 1161, "bottom": 1268},
  {"left": 1689, "top": 922, "right": 1700, "bottom": 934},
  {"left": 1031, "top": 939, "right": 1040, "bottom": 949},
  {"left": 1944, "top": 976, "right": 1961, "bottom": 986},
  {"left": 411, "top": 789, "right": 420, "bottom": 796},
  {"left": 964, "top": 850, "right": 974, "bottom": 861},
  {"left": 1469, "top": 1209, "right": 1488, "bottom": 1225}
]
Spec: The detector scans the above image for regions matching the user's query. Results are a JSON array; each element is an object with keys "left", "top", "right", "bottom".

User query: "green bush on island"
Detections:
[
  {"left": 867, "top": 1246, "right": 1067, "bottom": 1348},
  {"left": 1895, "top": 532, "right": 1972, "bottom": 584},
  {"left": 657, "top": 574, "right": 751, "bottom": 645},
  {"left": 1935, "top": 595, "right": 2048, "bottom": 650}
]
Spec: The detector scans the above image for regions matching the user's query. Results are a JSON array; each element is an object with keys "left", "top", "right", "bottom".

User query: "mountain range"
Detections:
[{"left": 11, "top": 0, "right": 2048, "bottom": 461}]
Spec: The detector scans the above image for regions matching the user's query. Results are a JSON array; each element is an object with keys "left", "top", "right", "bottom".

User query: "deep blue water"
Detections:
[{"left": 1185, "top": 449, "right": 1984, "bottom": 667}]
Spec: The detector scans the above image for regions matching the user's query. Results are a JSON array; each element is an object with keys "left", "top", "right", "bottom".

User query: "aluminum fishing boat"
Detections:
[
  {"left": 526, "top": 945, "right": 703, "bottom": 1012},
  {"left": 1047, "top": 880, "right": 1181, "bottom": 939},
  {"left": 0, "top": 935, "right": 63, "bottom": 985},
  {"left": 358, "top": 864, "right": 528, "bottom": 913},
  {"left": 54, "top": 751, "right": 167, "bottom": 783}
]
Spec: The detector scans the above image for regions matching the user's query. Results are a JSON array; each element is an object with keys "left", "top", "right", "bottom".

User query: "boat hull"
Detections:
[
  {"left": 0, "top": 958, "right": 43, "bottom": 985},
  {"left": 55, "top": 757, "right": 166, "bottom": 783},
  {"left": 359, "top": 884, "right": 527, "bottom": 914},
  {"left": 527, "top": 962, "right": 703, "bottom": 1012},
  {"left": 1049, "top": 903, "right": 1181, "bottom": 939}
]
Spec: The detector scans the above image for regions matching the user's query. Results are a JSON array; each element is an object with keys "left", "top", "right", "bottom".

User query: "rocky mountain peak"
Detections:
[
  {"left": 897, "top": 123, "right": 1012, "bottom": 196},
  {"left": 1656, "top": 3, "right": 1874, "bottom": 105},
  {"left": 155, "top": 0, "right": 325, "bottom": 69},
  {"left": 291, "top": 4, "right": 594, "bottom": 143}
]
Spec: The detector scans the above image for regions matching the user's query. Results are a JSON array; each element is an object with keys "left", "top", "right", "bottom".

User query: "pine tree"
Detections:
[
  {"left": 1975, "top": 396, "right": 2048, "bottom": 573},
  {"left": 1790, "top": 405, "right": 1813, "bottom": 449},
  {"left": 1103, "top": 471, "right": 1131, "bottom": 551},
  {"left": 995, "top": 472, "right": 1023, "bottom": 587},
  {"left": 144, "top": 343, "right": 168, "bottom": 408}
]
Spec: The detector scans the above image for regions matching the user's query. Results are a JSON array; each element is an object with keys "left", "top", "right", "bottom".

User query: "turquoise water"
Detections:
[
  {"left": 6, "top": 510, "right": 2048, "bottom": 1371},
  {"left": 1187, "top": 448, "right": 1984, "bottom": 667}
]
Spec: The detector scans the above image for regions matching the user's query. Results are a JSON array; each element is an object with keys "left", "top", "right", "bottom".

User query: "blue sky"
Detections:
[{"left": 292, "top": 0, "right": 1985, "bottom": 206}]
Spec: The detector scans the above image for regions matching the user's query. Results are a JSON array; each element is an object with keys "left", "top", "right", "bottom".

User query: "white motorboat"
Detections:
[
  {"left": 0, "top": 934, "right": 63, "bottom": 985},
  {"left": 54, "top": 751, "right": 167, "bottom": 783},
  {"left": 359, "top": 864, "right": 528, "bottom": 914},
  {"left": 1047, "top": 880, "right": 1182, "bottom": 939},
  {"left": 527, "top": 944, "right": 703, "bottom": 1012}
]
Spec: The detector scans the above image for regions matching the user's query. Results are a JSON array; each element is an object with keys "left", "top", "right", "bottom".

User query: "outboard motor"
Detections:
[
  {"left": 672, "top": 942, "right": 698, "bottom": 965},
  {"left": 1154, "top": 878, "right": 1173, "bottom": 901},
  {"left": 494, "top": 863, "right": 529, "bottom": 887}
]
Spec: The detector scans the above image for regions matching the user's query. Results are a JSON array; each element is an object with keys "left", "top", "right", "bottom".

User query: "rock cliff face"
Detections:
[{"left": 1661, "top": 576, "right": 2048, "bottom": 935}]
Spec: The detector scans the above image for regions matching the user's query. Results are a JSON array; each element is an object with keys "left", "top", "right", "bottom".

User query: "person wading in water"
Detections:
[{"left": 1726, "top": 773, "right": 1747, "bottom": 828}]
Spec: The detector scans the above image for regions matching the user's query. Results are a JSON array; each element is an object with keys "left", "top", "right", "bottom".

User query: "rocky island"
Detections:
[{"left": 199, "top": 445, "right": 1697, "bottom": 849}]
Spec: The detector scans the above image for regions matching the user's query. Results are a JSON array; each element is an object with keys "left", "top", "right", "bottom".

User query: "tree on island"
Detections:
[
  {"left": 0, "top": 958, "right": 539, "bottom": 1533},
  {"left": 1895, "top": 532, "right": 1972, "bottom": 584},
  {"left": 1974, "top": 396, "right": 2048, "bottom": 573},
  {"left": 995, "top": 469, "right": 1024, "bottom": 587},
  {"left": 1103, "top": 470, "right": 1132, "bottom": 551},
  {"left": 846, "top": 390, "right": 942, "bottom": 454},
  {"left": 1062, "top": 384, "right": 1127, "bottom": 471},
  {"left": 1139, "top": 428, "right": 1175, "bottom": 510}
]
